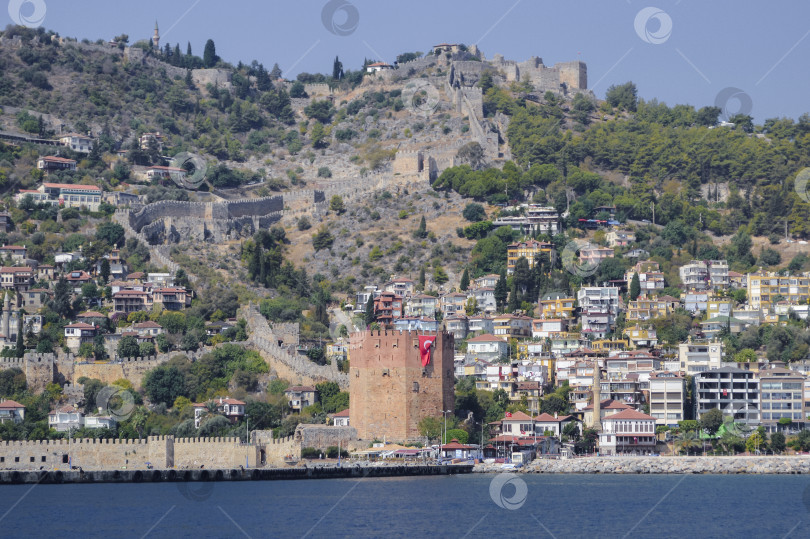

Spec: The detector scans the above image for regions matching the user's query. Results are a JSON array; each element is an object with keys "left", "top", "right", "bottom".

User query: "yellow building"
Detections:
[
  {"left": 539, "top": 296, "right": 576, "bottom": 319},
  {"left": 623, "top": 325, "right": 658, "bottom": 348},
  {"left": 626, "top": 295, "right": 677, "bottom": 321},
  {"left": 507, "top": 239, "right": 555, "bottom": 275},
  {"left": 747, "top": 272, "right": 810, "bottom": 310},
  {"left": 591, "top": 339, "right": 626, "bottom": 353}
]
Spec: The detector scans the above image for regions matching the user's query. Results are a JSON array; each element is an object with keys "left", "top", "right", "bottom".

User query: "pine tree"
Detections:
[
  {"left": 459, "top": 268, "right": 470, "bottom": 291},
  {"left": 186, "top": 42, "right": 192, "bottom": 57},
  {"left": 494, "top": 270, "right": 508, "bottom": 312},
  {"left": 419, "top": 266, "right": 426, "bottom": 288}
]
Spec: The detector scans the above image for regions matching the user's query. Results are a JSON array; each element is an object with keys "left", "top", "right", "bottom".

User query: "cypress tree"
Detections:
[
  {"left": 494, "top": 270, "right": 508, "bottom": 312},
  {"left": 364, "top": 295, "right": 376, "bottom": 326},
  {"left": 460, "top": 268, "right": 470, "bottom": 291},
  {"left": 630, "top": 272, "right": 641, "bottom": 301}
]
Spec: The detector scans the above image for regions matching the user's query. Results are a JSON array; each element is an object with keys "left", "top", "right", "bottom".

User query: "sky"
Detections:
[{"left": 6, "top": 0, "right": 810, "bottom": 122}]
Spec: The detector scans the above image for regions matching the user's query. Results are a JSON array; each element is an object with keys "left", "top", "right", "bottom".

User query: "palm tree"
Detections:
[{"left": 676, "top": 430, "right": 701, "bottom": 455}]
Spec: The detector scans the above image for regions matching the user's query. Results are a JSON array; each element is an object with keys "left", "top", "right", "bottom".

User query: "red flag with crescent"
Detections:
[{"left": 418, "top": 335, "right": 435, "bottom": 367}]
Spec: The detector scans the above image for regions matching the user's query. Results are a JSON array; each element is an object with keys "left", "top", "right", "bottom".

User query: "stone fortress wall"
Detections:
[
  {"left": 0, "top": 434, "right": 299, "bottom": 470},
  {"left": 239, "top": 304, "right": 348, "bottom": 390}
]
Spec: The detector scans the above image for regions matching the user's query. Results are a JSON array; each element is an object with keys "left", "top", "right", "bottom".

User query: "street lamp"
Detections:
[{"left": 441, "top": 410, "right": 453, "bottom": 463}]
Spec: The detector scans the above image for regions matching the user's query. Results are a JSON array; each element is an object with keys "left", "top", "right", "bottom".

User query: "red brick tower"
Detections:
[{"left": 349, "top": 329, "right": 455, "bottom": 442}]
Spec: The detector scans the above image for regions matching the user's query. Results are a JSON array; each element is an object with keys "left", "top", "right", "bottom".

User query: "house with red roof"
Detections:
[
  {"left": 0, "top": 245, "right": 27, "bottom": 263},
  {"left": 466, "top": 333, "right": 508, "bottom": 359},
  {"left": 598, "top": 408, "right": 657, "bottom": 455},
  {"left": 64, "top": 322, "right": 97, "bottom": 352},
  {"left": 15, "top": 183, "right": 104, "bottom": 211},
  {"left": 0, "top": 399, "right": 25, "bottom": 424},
  {"left": 37, "top": 156, "right": 77, "bottom": 172},
  {"left": 192, "top": 397, "right": 246, "bottom": 427},
  {"left": 330, "top": 408, "right": 350, "bottom": 427},
  {"left": 365, "top": 61, "right": 393, "bottom": 73},
  {"left": 439, "top": 439, "right": 477, "bottom": 460},
  {"left": 581, "top": 399, "right": 632, "bottom": 428},
  {"left": 533, "top": 413, "right": 579, "bottom": 437}
]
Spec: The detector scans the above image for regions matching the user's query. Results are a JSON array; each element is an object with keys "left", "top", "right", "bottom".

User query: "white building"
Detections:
[
  {"left": 648, "top": 372, "right": 686, "bottom": 427},
  {"left": 598, "top": 409, "right": 657, "bottom": 455}
]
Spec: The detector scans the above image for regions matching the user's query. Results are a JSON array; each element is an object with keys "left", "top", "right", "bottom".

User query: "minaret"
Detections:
[
  {"left": 152, "top": 21, "right": 160, "bottom": 51},
  {"left": 592, "top": 359, "right": 602, "bottom": 431},
  {"left": 2, "top": 292, "right": 9, "bottom": 344}
]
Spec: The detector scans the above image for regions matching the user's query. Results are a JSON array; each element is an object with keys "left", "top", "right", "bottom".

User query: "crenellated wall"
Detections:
[{"left": 0, "top": 435, "right": 300, "bottom": 470}]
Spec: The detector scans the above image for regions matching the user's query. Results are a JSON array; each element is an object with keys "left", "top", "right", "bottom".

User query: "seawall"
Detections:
[
  {"left": 476, "top": 456, "right": 810, "bottom": 474},
  {"left": 0, "top": 464, "right": 473, "bottom": 484}
]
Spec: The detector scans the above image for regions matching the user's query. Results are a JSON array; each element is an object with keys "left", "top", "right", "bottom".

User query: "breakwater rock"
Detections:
[{"left": 475, "top": 456, "right": 810, "bottom": 474}]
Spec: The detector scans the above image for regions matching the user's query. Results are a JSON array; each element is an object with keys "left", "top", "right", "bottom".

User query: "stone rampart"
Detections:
[
  {"left": 294, "top": 425, "right": 360, "bottom": 452},
  {"left": 0, "top": 434, "right": 300, "bottom": 470},
  {"left": 240, "top": 304, "right": 348, "bottom": 389}
]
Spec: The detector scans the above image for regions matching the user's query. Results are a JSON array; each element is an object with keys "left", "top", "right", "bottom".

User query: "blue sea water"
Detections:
[{"left": 1, "top": 473, "right": 809, "bottom": 538}]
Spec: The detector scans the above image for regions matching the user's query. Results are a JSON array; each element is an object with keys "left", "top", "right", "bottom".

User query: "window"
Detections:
[
  {"left": 15, "top": 457, "right": 19, "bottom": 463},
  {"left": 30, "top": 456, "right": 35, "bottom": 462},
  {"left": 41, "top": 456, "right": 46, "bottom": 462},
  {"left": 413, "top": 382, "right": 419, "bottom": 392}
]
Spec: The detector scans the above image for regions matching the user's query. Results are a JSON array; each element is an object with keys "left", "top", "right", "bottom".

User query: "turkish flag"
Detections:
[{"left": 418, "top": 335, "right": 435, "bottom": 367}]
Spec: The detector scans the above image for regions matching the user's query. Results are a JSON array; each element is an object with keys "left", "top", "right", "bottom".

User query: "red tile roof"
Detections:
[
  {"left": 332, "top": 408, "right": 350, "bottom": 417},
  {"left": 43, "top": 183, "right": 101, "bottom": 191},
  {"left": 582, "top": 399, "right": 632, "bottom": 412},
  {"left": 77, "top": 311, "right": 106, "bottom": 318},
  {"left": 40, "top": 156, "right": 77, "bottom": 164},
  {"left": 603, "top": 409, "right": 656, "bottom": 421},
  {"left": 0, "top": 399, "right": 25, "bottom": 409},
  {"left": 502, "top": 411, "right": 533, "bottom": 421},
  {"left": 467, "top": 333, "right": 506, "bottom": 343},
  {"left": 65, "top": 322, "right": 96, "bottom": 329},
  {"left": 0, "top": 266, "right": 32, "bottom": 273},
  {"left": 133, "top": 321, "right": 162, "bottom": 328}
]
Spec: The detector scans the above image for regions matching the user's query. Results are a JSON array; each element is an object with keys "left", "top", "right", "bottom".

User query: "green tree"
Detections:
[
  {"left": 700, "top": 408, "right": 724, "bottom": 435},
  {"left": 332, "top": 56, "right": 344, "bottom": 80},
  {"left": 310, "top": 121, "right": 328, "bottom": 149},
  {"left": 605, "top": 81, "right": 638, "bottom": 112},
  {"left": 462, "top": 203, "right": 486, "bottom": 222},
  {"left": 117, "top": 335, "right": 140, "bottom": 358},
  {"left": 203, "top": 39, "right": 218, "bottom": 68},
  {"left": 139, "top": 342, "right": 155, "bottom": 358},
  {"left": 746, "top": 431, "right": 765, "bottom": 453},
  {"left": 630, "top": 272, "right": 641, "bottom": 301},
  {"left": 418, "top": 416, "right": 442, "bottom": 442},
  {"left": 143, "top": 365, "right": 187, "bottom": 406},
  {"left": 445, "top": 428, "right": 468, "bottom": 444},
  {"left": 770, "top": 432, "right": 786, "bottom": 453},
  {"left": 459, "top": 268, "right": 470, "bottom": 291},
  {"left": 413, "top": 216, "right": 427, "bottom": 239},
  {"left": 99, "top": 258, "right": 111, "bottom": 284},
  {"left": 95, "top": 222, "right": 125, "bottom": 248},
  {"left": 329, "top": 195, "right": 345, "bottom": 214},
  {"left": 50, "top": 277, "right": 73, "bottom": 318},
  {"left": 15, "top": 325, "right": 24, "bottom": 358},
  {"left": 312, "top": 227, "right": 334, "bottom": 251},
  {"left": 364, "top": 295, "right": 375, "bottom": 326},
  {"left": 494, "top": 270, "right": 508, "bottom": 312}
]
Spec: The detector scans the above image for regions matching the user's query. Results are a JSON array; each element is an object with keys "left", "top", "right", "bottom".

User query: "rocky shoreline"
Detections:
[{"left": 474, "top": 456, "right": 810, "bottom": 474}]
